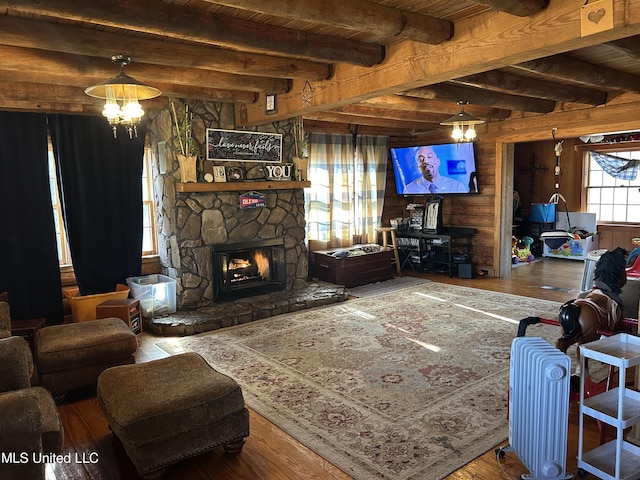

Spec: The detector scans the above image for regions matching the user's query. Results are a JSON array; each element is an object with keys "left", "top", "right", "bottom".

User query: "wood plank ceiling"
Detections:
[{"left": 1, "top": 0, "right": 640, "bottom": 141}]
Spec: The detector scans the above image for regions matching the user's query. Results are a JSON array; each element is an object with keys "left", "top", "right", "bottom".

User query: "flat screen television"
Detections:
[{"left": 390, "top": 142, "right": 478, "bottom": 195}]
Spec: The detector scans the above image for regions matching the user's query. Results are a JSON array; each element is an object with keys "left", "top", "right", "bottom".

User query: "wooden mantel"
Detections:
[{"left": 176, "top": 181, "right": 311, "bottom": 192}]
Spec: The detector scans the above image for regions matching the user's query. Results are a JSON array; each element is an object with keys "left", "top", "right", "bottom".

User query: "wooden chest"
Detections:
[{"left": 309, "top": 247, "right": 393, "bottom": 287}]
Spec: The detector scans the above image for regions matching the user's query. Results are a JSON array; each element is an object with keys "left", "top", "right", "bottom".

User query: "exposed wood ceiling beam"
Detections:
[
  {"left": 0, "top": 71, "right": 258, "bottom": 104},
  {"left": 606, "top": 36, "right": 640, "bottom": 58},
  {"left": 4, "top": 0, "right": 384, "bottom": 66},
  {"left": 206, "top": 0, "right": 452, "bottom": 45},
  {"left": 0, "top": 81, "right": 168, "bottom": 112},
  {"left": 327, "top": 104, "right": 450, "bottom": 124},
  {"left": 303, "top": 111, "right": 438, "bottom": 131},
  {"left": 0, "top": 16, "right": 331, "bottom": 81},
  {"left": 452, "top": 70, "right": 607, "bottom": 105},
  {"left": 403, "top": 83, "right": 555, "bottom": 113},
  {"left": 0, "top": 100, "right": 100, "bottom": 115},
  {"left": 303, "top": 119, "right": 413, "bottom": 138},
  {"left": 487, "top": 95, "right": 640, "bottom": 142},
  {"left": 472, "top": 0, "right": 549, "bottom": 17},
  {"left": 240, "top": 0, "right": 640, "bottom": 125},
  {"left": 0, "top": 45, "right": 289, "bottom": 94},
  {"left": 355, "top": 95, "right": 511, "bottom": 120},
  {"left": 514, "top": 54, "right": 640, "bottom": 93}
]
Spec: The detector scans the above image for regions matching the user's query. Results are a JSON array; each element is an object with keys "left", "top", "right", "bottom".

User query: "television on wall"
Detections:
[{"left": 390, "top": 142, "right": 478, "bottom": 195}]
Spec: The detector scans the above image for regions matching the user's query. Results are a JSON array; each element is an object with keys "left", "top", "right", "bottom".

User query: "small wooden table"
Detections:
[{"left": 11, "top": 317, "right": 46, "bottom": 353}]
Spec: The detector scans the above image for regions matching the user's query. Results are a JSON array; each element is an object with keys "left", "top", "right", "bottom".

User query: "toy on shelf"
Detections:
[
  {"left": 626, "top": 237, "right": 640, "bottom": 277},
  {"left": 512, "top": 236, "right": 535, "bottom": 264}
]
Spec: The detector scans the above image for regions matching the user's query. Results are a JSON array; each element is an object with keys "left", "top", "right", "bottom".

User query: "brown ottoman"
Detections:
[
  {"left": 35, "top": 317, "right": 137, "bottom": 396},
  {"left": 97, "top": 352, "right": 250, "bottom": 478}
]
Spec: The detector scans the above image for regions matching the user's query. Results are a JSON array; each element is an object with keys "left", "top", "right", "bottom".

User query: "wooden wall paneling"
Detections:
[
  {"left": 597, "top": 225, "right": 640, "bottom": 251},
  {"left": 495, "top": 141, "right": 514, "bottom": 278},
  {"left": 382, "top": 134, "right": 500, "bottom": 277},
  {"left": 381, "top": 156, "right": 409, "bottom": 226}
]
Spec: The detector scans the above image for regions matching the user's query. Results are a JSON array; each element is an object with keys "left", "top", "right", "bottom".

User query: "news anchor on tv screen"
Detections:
[
  {"left": 403, "top": 146, "right": 467, "bottom": 194},
  {"left": 390, "top": 142, "right": 477, "bottom": 195}
]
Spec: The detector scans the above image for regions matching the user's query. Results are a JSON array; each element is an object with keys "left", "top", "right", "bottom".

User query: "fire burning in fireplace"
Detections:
[
  {"left": 212, "top": 239, "right": 286, "bottom": 299},
  {"left": 228, "top": 251, "right": 271, "bottom": 284}
]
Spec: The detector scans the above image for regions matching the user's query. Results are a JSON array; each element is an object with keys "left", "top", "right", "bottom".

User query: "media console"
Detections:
[{"left": 395, "top": 227, "right": 475, "bottom": 277}]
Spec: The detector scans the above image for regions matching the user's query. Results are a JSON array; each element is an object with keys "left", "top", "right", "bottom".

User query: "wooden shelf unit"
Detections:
[{"left": 177, "top": 181, "right": 311, "bottom": 193}]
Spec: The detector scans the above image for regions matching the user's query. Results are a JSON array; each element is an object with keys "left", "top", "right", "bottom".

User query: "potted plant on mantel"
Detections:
[{"left": 171, "top": 100, "right": 198, "bottom": 183}]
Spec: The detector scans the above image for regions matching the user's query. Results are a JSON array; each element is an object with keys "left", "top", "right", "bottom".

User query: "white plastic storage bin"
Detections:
[{"left": 126, "top": 274, "right": 177, "bottom": 318}]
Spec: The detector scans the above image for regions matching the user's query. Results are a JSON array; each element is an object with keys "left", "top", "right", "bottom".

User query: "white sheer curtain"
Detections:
[{"left": 305, "top": 133, "right": 388, "bottom": 249}]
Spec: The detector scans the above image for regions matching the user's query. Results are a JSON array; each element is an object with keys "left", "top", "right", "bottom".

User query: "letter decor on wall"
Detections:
[{"left": 206, "top": 128, "right": 282, "bottom": 162}]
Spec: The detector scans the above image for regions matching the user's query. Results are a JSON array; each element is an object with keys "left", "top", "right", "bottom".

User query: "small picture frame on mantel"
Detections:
[
  {"left": 213, "top": 166, "right": 227, "bottom": 183},
  {"left": 226, "top": 166, "right": 244, "bottom": 182}
]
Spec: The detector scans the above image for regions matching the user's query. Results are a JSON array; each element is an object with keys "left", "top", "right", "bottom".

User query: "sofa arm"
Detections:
[
  {"left": 0, "top": 336, "right": 34, "bottom": 392},
  {"left": 0, "top": 389, "right": 46, "bottom": 480}
]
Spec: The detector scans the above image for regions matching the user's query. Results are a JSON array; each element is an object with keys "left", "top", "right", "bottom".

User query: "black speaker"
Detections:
[{"left": 458, "top": 263, "right": 473, "bottom": 279}]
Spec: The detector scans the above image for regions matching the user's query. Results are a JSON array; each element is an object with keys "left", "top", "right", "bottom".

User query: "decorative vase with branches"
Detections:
[
  {"left": 171, "top": 100, "right": 198, "bottom": 182},
  {"left": 292, "top": 116, "right": 309, "bottom": 181}
]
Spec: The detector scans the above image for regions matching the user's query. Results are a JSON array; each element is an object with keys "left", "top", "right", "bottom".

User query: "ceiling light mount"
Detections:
[
  {"left": 440, "top": 101, "right": 485, "bottom": 142},
  {"left": 85, "top": 55, "right": 161, "bottom": 138}
]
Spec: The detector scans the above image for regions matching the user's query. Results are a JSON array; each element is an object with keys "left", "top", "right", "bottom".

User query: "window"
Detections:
[
  {"left": 48, "top": 140, "right": 157, "bottom": 266},
  {"left": 586, "top": 148, "right": 640, "bottom": 223},
  {"left": 48, "top": 147, "right": 72, "bottom": 265},
  {"left": 141, "top": 145, "right": 156, "bottom": 255}
]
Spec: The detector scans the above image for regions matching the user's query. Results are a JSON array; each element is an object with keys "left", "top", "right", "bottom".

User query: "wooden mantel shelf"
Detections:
[{"left": 177, "top": 181, "right": 311, "bottom": 192}]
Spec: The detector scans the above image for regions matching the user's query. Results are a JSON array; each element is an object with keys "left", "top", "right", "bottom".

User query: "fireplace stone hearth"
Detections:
[{"left": 145, "top": 282, "right": 348, "bottom": 336}]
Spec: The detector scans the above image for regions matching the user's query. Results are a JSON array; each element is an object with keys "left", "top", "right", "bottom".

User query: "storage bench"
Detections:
[{"left": 309, "top": 244, "right": 393, "bottom": 287}]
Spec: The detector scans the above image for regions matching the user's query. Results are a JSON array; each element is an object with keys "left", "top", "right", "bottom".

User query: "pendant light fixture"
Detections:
[
  {"left": 440, "top": 101, "right": 485, "bottom": 142},
  {"left": 85, "top": 55, "right": 161, "bottom": 138}
]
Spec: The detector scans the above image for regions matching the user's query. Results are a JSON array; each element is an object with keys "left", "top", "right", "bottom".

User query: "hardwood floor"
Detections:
[{"left": 49, "top": 257, "right": 609, "bottom": 479}]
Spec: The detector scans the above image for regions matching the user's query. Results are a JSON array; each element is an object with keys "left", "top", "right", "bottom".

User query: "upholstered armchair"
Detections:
[{"left": 0, "top": 333, "right": 64, "bottom": 480}]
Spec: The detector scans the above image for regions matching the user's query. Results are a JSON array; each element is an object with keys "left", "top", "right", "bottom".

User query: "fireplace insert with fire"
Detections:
[{"left": 212, "top": 239, "right": 286, "bottom": 299}]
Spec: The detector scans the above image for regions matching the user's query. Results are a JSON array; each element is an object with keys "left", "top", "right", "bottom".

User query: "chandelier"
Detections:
[
  {"left": 440, "top": 101, "right": 485, "bottom": 142},
  {"left": 84, "top": 55, "right": 161, "bottom": 138}
]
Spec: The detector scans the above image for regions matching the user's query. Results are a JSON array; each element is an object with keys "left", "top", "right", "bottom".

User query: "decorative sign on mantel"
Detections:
[
  {"left": 240, "top": 191, "right": 267, "bottom": 209},
  {"left": 265, "top": 163, "right": 294, "bottom": 181},
  {"left": 206, "top": 128, "right": 282, "bottom": 162}
]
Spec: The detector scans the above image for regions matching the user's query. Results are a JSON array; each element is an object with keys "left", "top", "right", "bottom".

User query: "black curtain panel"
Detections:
[
  {"left": 0, "top": 111, "right": 64, "bottom": 324},
  {"left": 48, "top": 115, "right": 146, "bottom": 295}
]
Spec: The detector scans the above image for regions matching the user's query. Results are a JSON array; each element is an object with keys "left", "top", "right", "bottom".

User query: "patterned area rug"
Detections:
[
  {"left": 157, "top": 283, "right": 565, "bottom": 480},
  {"left": 347, "top": 276, "right": 431, "bottom": 298}
]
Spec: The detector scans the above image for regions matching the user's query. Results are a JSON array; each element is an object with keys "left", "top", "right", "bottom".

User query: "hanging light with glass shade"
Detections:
[
  {"left": 84, "top": 55, "right": 161, "bottom": 138},
  {"left": 440, "top": 101, "right": 485, "bottom": 142}
]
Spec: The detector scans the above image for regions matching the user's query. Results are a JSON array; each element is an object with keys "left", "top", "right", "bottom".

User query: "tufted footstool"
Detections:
[
  {"left": 35, "top": 317, "right": 138, "bottom": 397},
  {"left": 97, "top": 352, "right": 250, "bottom": 478}
]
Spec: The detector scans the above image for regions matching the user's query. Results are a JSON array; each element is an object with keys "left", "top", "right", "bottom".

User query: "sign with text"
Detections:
[
  {"left": 265, "top": 163, "right": 294, "bottom": 181},
  {"left": 240, "top": 191, "right": 267, "bottom": 209},
  {"left": 207, "top": 128, "right": 282, "bottom": 162}
]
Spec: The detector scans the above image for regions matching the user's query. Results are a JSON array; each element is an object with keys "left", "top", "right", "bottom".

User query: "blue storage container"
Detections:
[{"left": 529, "top": 203, "right": 556, "bottom": 223}]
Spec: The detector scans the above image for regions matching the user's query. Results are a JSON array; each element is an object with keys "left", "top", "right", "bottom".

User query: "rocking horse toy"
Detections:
[{"left": 517, "top": 247, "right": 636, "bottom": 382}]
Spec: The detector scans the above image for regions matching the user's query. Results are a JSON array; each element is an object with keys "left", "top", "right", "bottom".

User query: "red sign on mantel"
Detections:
[{"left": 240, "top": 191, "right": 267, "bottom": 209}]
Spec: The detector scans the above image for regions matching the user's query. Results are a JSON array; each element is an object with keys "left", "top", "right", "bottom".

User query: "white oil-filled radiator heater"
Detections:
[{"left": 498, "top": 337, "right": 573, "bottom": 480}]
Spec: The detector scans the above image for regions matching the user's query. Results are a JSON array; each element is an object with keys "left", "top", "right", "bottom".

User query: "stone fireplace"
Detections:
[
  {"left": 142, "top": 100, "right": 347, "bottom": 335},
  {"left": 147, "top": 100, "right": 312, "bottom": 310},
  {"left": 156, "top": 185, "right": 309, "bottom": 309}
]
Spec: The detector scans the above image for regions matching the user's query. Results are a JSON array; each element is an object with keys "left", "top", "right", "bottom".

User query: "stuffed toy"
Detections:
[{"left": 512, "top": 236, "right": 535, "bottom": 263}]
